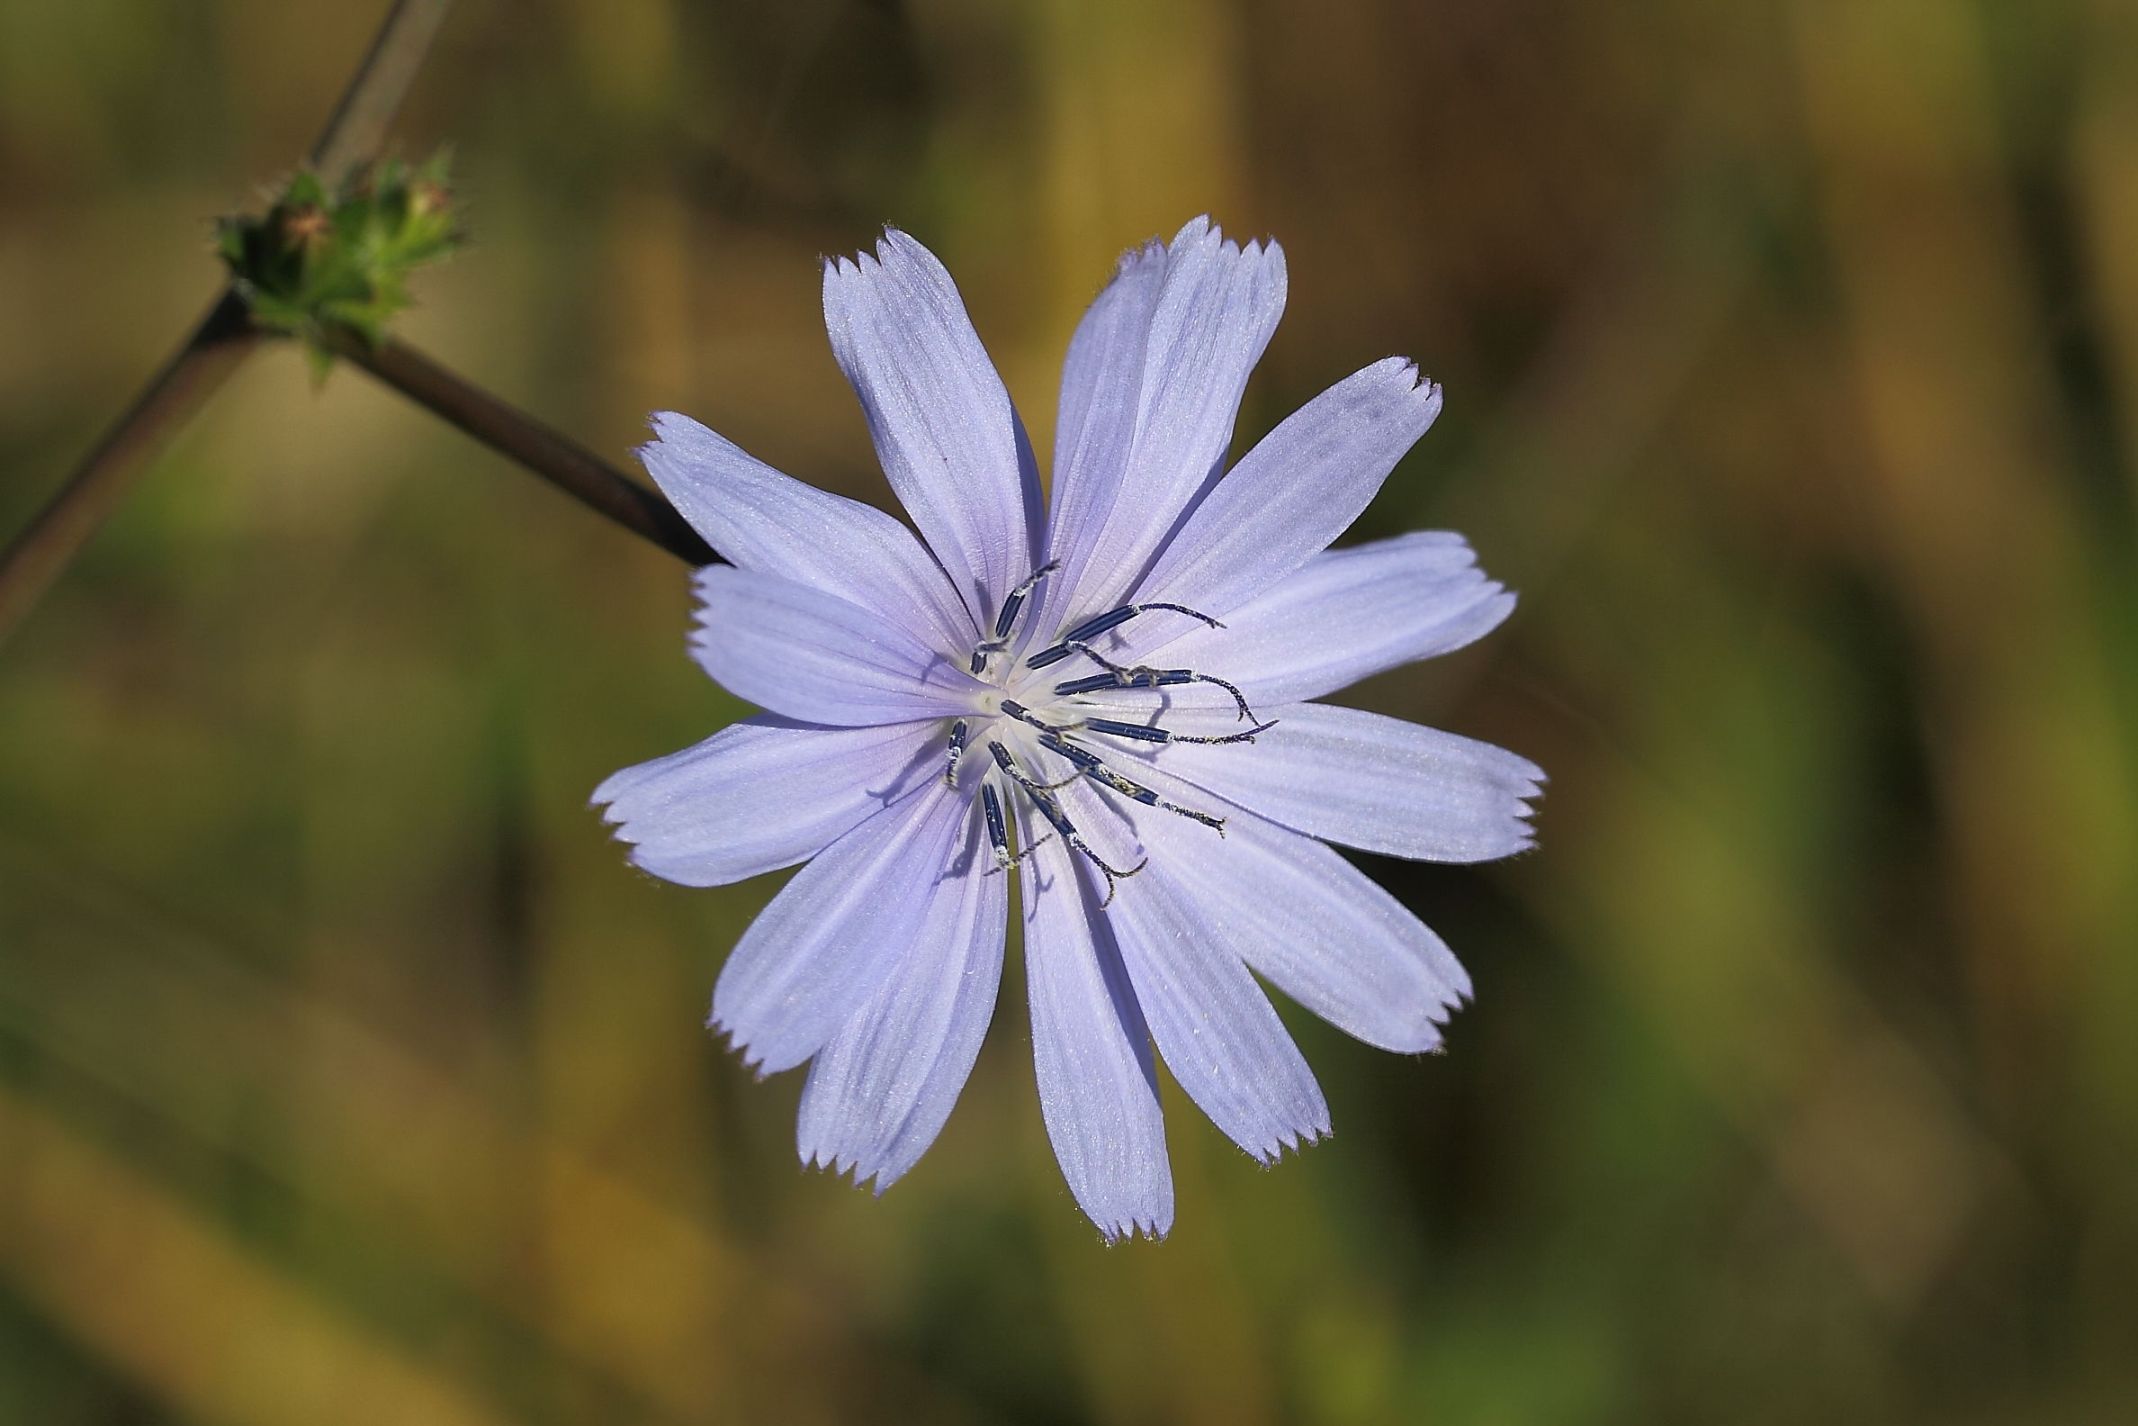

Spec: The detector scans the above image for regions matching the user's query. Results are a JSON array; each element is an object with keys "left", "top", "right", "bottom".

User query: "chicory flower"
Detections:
[{"left": 596, "top": 218, "right": 1541, "bottom": 1240}]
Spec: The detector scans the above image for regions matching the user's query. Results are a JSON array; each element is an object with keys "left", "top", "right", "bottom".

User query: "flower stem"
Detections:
[
  {"left": 0, "top": 294, "right": 261, "bottom": 642},
  {"left": 0, "top": 0, "right": 455, "bottom": 649},
  {"left": 321, "top": 329, "right": 716, "bottom": 565},
  {"left": 309, "top": 0, "right": 456, "bottom": 177}
]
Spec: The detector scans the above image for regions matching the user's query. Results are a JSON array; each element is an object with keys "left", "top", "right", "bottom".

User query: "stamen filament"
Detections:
[
  {"left": 985, "top": 739, "right": 1146, "bottom": 905},
  {"left": 980, "top": 782, "right": 1051, "bottom": 874},
  {"left": 958, "top": 574, "right": 1256, "bottom": 904},
  {"left": 969, "top": 561, "right": 1059, "bottom": 674},
  {"left": 1083, "top": 715, "right": 1278, "bottom": 746},
  {"left": 998, "top": 698, "right": 1072, "bottom": 736},
  {"left": 993, "top": 560, "right": 1060, "bottom": 641},
  {"left": 1037, "top": 731, "right": 1225, "bottom": 834},
  {"left": 1050, "top": 656, "right": 1258, "bottom": 722},
  {"left": 1024, "top": 600, "right": 1225, "bottom": 671}
]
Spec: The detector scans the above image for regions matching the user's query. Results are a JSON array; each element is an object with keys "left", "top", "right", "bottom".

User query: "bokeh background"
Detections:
[{"left": 4, "top": 0, "right": 2136, "bottom": 1421}]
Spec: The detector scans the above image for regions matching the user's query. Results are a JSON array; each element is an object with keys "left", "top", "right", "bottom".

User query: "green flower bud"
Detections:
[{"left": 217, "top": 152, "right": 464, "bottom": 375}]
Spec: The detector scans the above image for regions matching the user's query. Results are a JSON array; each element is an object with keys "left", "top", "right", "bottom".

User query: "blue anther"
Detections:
[
  {"left": 997, "top": 699, "right": 1067, "bottom": 735},
  {"left": 1051, "top": 673, "right": 1123, "bottom": 697},
  {"left": 942, "top": 718, "right": 969, "bottom": 787},
  {"left": 1036, "top": 732, "right": 1101, "bottom": 770},
  {"left": 981, "top": 782, "right": 1009, "bottom": 853},
  {"left": 1060, "top": 605, "right": 1141, "bottom": 645},
  {"left": 984, "top": 736, "right": 1146, "bottom": 903},
  {"left": 1026, "top": 600, "right": 1224, "bottom": 671},
  {"left": 979, "top": 777, "right": 1053, "bottom": 872},
  {"left": 1051, "top": 668, "right": 1192, "bottom": 696},
  {"left": 989, "top": 561, "right": 1060, "bottom": 642},
  {"left": 992, "top": 590, "right": 1026, "bottom": 642},
  {"left": 1032, "top": 732, "right": 1225, "bottom": 834},
  {"left": 1082, "top": 717, "right": 1169, "bottom": 744},
  {"left": 1083, "top": 715, "right": 1277, "bottom": 747},
  {"left": 1052, "top": 663, "right": 1254, "bottom": 721}
]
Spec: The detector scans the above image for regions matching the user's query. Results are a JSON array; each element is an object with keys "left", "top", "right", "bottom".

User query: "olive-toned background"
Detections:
[{"left": 3, "top": 1, "right": 2134, "bottom": 1422}]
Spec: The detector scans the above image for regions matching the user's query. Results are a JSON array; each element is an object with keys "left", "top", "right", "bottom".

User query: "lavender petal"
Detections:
[
  {"left": 593, "top": 715, "right": 941, "bottom": 887},
  {"left": 1124, "top": 781, "right": 1472, "bottom": 1054},
  {"left": 1135, "top": 358, "right": 1443, "bottom": 619},
  {"left": 823, "top": 230, "right": 1043, "bottom": 625},
  {"left": 640, "top": 411, "right": 977, "bottom": 651},
  {"left": 1122, "top": 531, "right": 1515, "bottom": 707},
  {"left": 1030, "top": 238, "right": 1169, "bottom": 642},
  {"left": 1103, "top": 833, "right": 1332, "bottom": 1163},
  {"left": 711, "top": 781, "right": 969, "bottom": 1075},
  {"left": 690, "top": 565, "right": 983, "bottom": 726},
  {"left": 797, "top": 807, "right": 1007, "bottom": 1191},
  {"left": 1053, "top": 218, "right": 1287, "bottom": 618},
  {"left": 1019, "top": 818, "right": 1174, "bottom": 1242},
  {"left": 1153, "top": 702, "right": 1542, "bottom": 864}
]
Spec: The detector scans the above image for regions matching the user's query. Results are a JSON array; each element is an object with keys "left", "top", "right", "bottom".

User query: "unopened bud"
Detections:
[{"left": 216, "top": 150, "right": 464, "bottom": 369}]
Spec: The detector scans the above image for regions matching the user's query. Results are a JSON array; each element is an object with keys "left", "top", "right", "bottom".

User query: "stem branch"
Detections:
[
  {"left": 323, "top": 331, "right": 714, "bottom": 565},
  {"left": 311, "top": 0, "right": 456, "bottom": 177},
  {"left": 0, "top": 295, "right": 261, "bottom": 639},
  {"left": 0, "top": 0, "right": 456, "bottom": 648}
]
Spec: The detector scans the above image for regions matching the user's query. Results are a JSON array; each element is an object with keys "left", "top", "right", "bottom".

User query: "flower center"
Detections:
[{"left": 941, "top": 561, "right": 1273, "bottom": 905}]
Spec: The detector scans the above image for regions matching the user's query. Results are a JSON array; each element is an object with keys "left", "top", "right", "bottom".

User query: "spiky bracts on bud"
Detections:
[{"left": 216, "top": 153, "right": 462, "bottom": 378}]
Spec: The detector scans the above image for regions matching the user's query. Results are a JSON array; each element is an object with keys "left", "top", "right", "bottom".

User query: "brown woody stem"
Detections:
[
  {"left": 0, "top": 295, "right": 261, "bottom": 642},
  {"left": 321, "top": 330, "right": 715, "bottom": 565},
  {"left": 0, "top": 0, "right": 458, "bottom": 648}
]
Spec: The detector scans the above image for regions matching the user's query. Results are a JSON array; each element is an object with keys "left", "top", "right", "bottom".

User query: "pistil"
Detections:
[{"left": 944, "top": 566, "right": 1273, "bottom": 902}]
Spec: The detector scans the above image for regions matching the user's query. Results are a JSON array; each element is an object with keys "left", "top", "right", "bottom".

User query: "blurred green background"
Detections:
[{"left": 4, "top": 0, "right": 2136, "bottom": 1421}]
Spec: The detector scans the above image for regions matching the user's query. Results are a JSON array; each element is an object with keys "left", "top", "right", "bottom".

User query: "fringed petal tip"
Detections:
[
  {"left": 686, "top": 560, "right": 725, "bottom": 610},
  {"left": 587, "top": 781, "right": 664, "bottom": 847},
  {"left": 1475, "top": 730, "right": 1546, "bottom": 855},
  {"left": 819, "top": 226, "right": 936, "bottom": 282},
  {"left": 585, "top": 776, "right": 630, "bottom": 823},
  {"left": 1320, "top": 357, "right": 1442, "bottom": 433},
  {"left": 1424, "top": 986, "right": 1470, "bottom": 1035},
  {"left": 1369, "top": 354, "right": 1443, "bottom": 404},
  {"left": 801, "top": 1148, "right": 905, "bottom": 1198},
  {"left": 820, "top": 241, "right": 871, "bottom": 284},
  {"left": 1383, "top": 1008, "right": 1460, "bottom": 1064},
  {"left": 1474, "top": 583, "right": 1519, "bottom": 633},
  {"left": 1169, "top": 213, "right": 1285, "bottom": 264},
  {"left": 1504, "top": 776, "right": 1548, "bottom": 856},
  {"left": 1245, "top": 1119, "right": 1334, "bottom": 1169},
  {"left": 636, "top": 410, "right": 712, "bottom": 479},
  {"left": 1488, "top": 732, "right": 1547, "bottom": 793},
  {"left": 590, "top": 802, "right": 667, "bottom": 869},
  {"left": 642, "top": 408, "right": 695, "bottom": 443},
  {"left": 1114, "top": 236, "right": 1166, "bottom": 276},
  {"left": 1096, "top": 1213, "right": 1172, "bottom": 1246},
  {"left": 1407, "top": 950, "right": 1488, "bottom": 1051},
  {"left": 588, "top": 768, "right": 708, "bottom": 877},
  {"left": 705, "top": 1016, "right": 775, "bottom": 1082}
]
